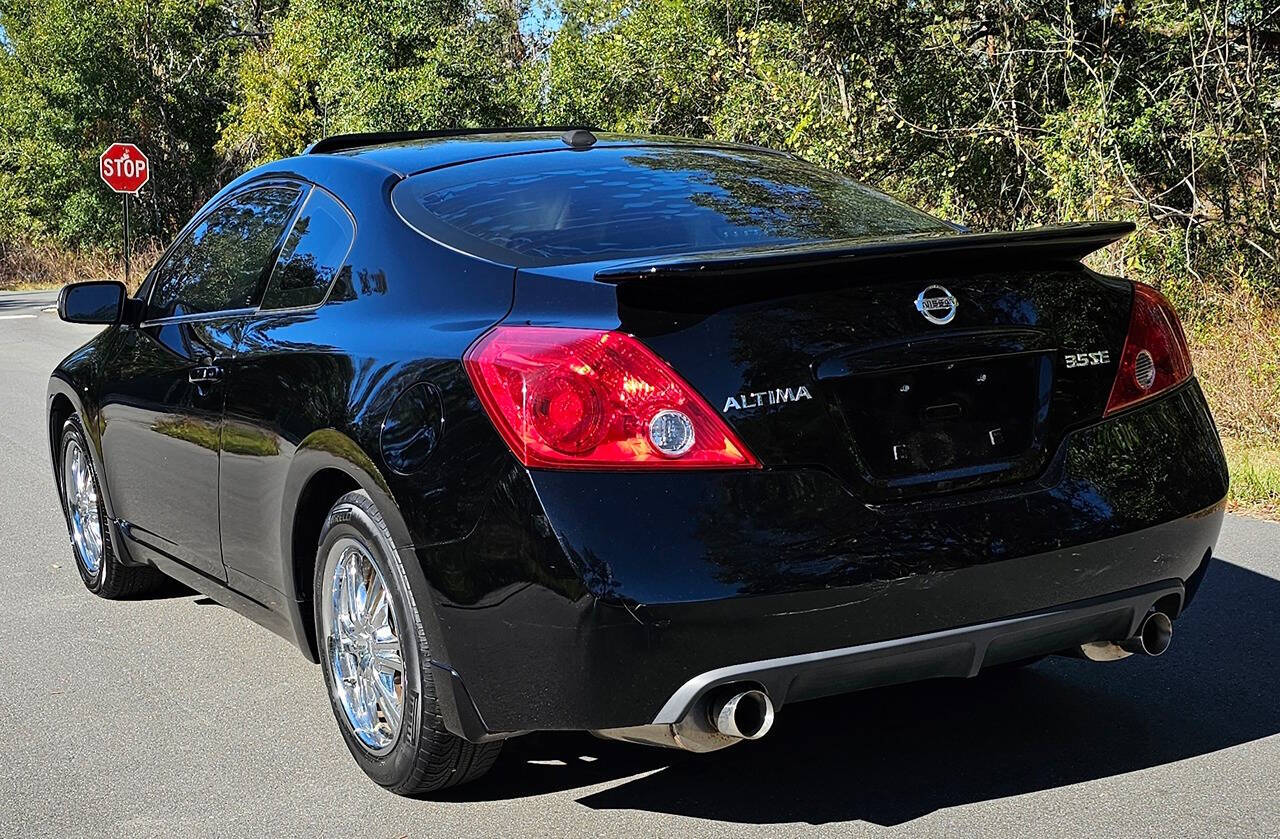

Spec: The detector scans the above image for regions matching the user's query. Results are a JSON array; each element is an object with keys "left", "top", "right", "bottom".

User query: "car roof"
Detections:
[{"left": 299, "top": 127, "right": 790, "bottom": 178}]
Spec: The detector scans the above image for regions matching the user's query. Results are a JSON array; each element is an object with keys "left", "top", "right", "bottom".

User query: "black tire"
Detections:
[
  {"left": 58, "top": 416, "right": 163, "bottom": 598},
  {"left": 314, "top": 490, "right": 501, "bottom": 795}
]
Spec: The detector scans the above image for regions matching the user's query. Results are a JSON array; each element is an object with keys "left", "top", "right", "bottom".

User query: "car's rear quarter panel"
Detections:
[{"left": 213, "top": 159, "right": 521, "bottom": 614}]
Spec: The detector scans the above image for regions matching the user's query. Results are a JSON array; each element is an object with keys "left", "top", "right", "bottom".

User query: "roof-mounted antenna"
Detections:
[{"left": 561, "top": 128, "right": 598, "bottom": 149}]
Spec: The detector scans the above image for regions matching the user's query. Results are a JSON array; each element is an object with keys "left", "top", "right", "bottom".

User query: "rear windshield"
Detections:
[{"left": 392, "top": 145, "right": 951, "bottom": 267}]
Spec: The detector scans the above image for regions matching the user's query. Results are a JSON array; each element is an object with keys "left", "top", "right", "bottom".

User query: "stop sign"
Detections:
[{"left": 99, "top": 143, "right": 150, "bottom": 193}]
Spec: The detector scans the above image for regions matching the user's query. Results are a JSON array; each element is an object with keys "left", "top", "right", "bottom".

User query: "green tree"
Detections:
[
  {"left": 0, "top": 0, "right": 1275, "bottom": 303},
  {"left": 538, "top": 0, "right": 1280, "bottom": 298},
  {"left": 220, "top": 0, "right": 537, "bottom": 166},
  {"left": 0, "top": 0, "right": 266, "bottom": 248}
]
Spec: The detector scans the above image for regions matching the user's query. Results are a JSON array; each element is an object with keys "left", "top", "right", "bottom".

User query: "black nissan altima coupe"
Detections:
[{"left": 48, "top": 128, "right": 1228, "bottom": 794}]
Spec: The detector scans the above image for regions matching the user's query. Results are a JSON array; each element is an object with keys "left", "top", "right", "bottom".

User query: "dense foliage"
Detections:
[
  {"left": 0, "top": 0, "right": 1276, "bottom": 299},
  {"left": 0, "top": 0, "right": 248, "bottom": 245}
]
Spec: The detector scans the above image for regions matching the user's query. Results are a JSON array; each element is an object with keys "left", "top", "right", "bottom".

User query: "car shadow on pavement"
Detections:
[
  {"left": 0, "top": 294, "right": 51, "bottom": 313},
  {"left": 442, "top": 558, "right": 1280, "bottom": 826},
  {"left": 121, "top": 577, "right": 197, "bottom": 600}
]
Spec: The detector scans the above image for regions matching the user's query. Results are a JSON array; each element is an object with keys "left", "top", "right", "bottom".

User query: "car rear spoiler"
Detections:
[{"left": 592, "top": 221, "right": 1135, "bottom": 284}]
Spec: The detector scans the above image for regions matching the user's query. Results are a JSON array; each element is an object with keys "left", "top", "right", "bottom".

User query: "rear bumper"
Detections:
[
  {"left": 649, "top": 578, "right": 1186, "bottom": 725},
  {"left": 418, "top": 381, "right": 1227, "bottom": 739}
]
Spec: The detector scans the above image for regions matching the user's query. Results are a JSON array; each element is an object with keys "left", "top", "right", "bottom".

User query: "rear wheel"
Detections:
[
  {"left": 58, "top": 416, "right": 162, "bottom": 598},
  {"left": 314, "top": 490, "right": 501, "bottom": 795}
]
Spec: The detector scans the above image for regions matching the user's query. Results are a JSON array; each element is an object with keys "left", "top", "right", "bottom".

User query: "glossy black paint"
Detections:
[
  {"left": 96, "top": 317, "right": 238, "bottom": 579},
  {"left": 48, "top": 131, "right": 1229, "bottom": 743},
  {"left": 411, "top": 381, "right": 1226, "bottom": 732},
  {"left": 590, "top": 220, "right": 1137, "bottom": 282},
  {"left": 517, "top": 260, "right": 1135, "bottom": 500}
]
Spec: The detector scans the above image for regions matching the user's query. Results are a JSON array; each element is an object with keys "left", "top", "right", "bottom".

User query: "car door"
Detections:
[
  {"left": 217, "top": 185, "right": 359, "bottom": 592},
  {"left": 97, "top": 183, "right": 304, "bottom": 581}
]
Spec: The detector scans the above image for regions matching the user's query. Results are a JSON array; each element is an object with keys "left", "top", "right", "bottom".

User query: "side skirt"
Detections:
[{"left": 116, "top": 519, "right": 314, "bottom": 657}]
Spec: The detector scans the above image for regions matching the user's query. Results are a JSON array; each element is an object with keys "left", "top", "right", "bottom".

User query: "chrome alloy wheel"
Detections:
[
  {"left": 62, "top": 437, "right": 104, "bottom": 576},
  {"left": 322, "top": 537, "right": 406, "bottom": 755}
]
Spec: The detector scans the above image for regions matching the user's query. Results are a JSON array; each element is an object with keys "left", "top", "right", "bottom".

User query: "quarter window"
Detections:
[
  {"left": 148, "top": 186, "right": 302, "bottom": 320},
  {"left": 261, "top": 188, "right": 356, "bottom": 310}
]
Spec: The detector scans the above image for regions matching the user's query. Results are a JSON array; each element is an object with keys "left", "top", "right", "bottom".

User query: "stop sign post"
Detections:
[{"left": 99, "top": 143, "right": 150, "bottom": 283}]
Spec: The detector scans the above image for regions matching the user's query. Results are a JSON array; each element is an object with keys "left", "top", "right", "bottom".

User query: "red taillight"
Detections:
[
  {"left": 1104, "top": 283, "right": 1193, "bottom": 416},
  {"left": 463, "top": 326, "right": 760, "bottom": 469}
]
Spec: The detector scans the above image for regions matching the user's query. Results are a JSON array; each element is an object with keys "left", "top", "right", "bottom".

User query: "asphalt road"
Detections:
[{"left": 1, "top": 289, "right": 1277, "bottom": 838}]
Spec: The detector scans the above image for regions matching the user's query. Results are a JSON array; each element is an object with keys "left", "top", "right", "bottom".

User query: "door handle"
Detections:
[{"left": 189, "top": 365, "right": 223, "bottom": 384}]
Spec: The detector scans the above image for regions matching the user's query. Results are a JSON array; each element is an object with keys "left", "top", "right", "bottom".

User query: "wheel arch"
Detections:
[
  {"left": 47, "top": 375, "right": 154, "bottom": 570},
  {"left": 281, "top": 429, "right": 417, "bottom": 662},
  {"left": 48, "top": 392, "right": 76, "bottom": 464},
  {"left": 46, "top": 377, "right": 109, "bottom": 513},
  {"left": 281, "top": 428, "right": 489, "bottom": 741}
]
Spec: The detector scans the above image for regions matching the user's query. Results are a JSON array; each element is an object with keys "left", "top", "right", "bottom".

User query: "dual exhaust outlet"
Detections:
[
  {"left": 678, "top": 612, "right": 1175, "bottom": 742},
  {"left": 599, "top": 609, "right": 1175, "bottom": 752},
  {"left": 1077, "top": 609, "right": 1174, "bottom": 661}
]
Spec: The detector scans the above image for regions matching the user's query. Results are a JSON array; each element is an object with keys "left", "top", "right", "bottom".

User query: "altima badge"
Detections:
[
  {"left": 915, "top": 284, "right": 958, "bottom": 325},
  {"left": 723, "top": 386, "right": 812, "bottom": 412}
]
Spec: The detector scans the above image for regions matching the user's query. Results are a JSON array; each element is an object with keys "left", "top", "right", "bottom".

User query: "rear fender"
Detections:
[{"left": 280, "top": 430, "right": 456, "bottom": 674}]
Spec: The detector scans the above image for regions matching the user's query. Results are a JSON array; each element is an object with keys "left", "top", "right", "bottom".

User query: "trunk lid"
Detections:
[{"left": 520, "top": 223, "right": 1135, "bottom": 501}]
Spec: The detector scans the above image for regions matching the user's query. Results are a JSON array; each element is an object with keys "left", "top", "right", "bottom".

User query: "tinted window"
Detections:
[
  {"left": 148, "top": 186, "right": 302, "bottom": 319},
  {"left": 393, "top": 146, "right": 951, "bottom": 267},
  {"left": 261, "top": 188, "right": 355, "bottom": 310}
]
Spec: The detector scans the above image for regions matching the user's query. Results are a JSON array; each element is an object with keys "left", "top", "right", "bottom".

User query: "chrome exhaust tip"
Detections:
[
  {"left": 1076, "top": 609, "right": 1174, "bottom": 661},
  {"left": 592, "top": 686, "right": 776, "bottom": 752},
  {"left": 1121, "top": 610, "right": 1173, "bottom": 657},
  {"left": 709, "top": 688, "right": 775, "bottom": 740}
]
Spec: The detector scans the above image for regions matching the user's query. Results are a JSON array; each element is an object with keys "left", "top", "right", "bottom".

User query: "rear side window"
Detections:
[
  {"left": 261, "top": 188, "right": 356, "bottom": 310},
  {"left": 392, "top": 146, "right": 951, "bottom": 267},
  {"left": 148, "top": 186, "right": 302, "bottom": 319}
]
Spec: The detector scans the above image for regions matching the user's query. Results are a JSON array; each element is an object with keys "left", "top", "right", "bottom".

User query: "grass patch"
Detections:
[
  {"left": 1183, "top": 286, "right": 1280, "bottom": 521},
  {"left": 1222, "top": 438, "right": 1280, "bottom": 519},
  {"left": 0, "top": 238, "right": 158, "bottom": 293},
  {"left": 1186, "top": 287, "right": 1280, "bottom": 442}
]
